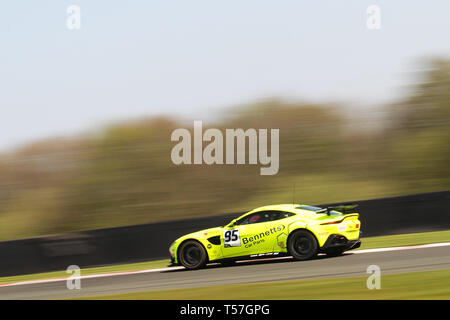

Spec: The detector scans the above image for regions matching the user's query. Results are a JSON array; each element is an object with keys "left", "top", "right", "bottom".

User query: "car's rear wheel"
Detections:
[
  {"left": 178, "top": 240, "right": 207, "bottom": 270},
  {"left": 288, "top": 230, "right": 318, "bottom": 260}
]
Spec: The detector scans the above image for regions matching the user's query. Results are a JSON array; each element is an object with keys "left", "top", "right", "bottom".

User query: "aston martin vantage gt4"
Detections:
[{"left": 168, "top": 204, "right": 361, "bottom": 269}]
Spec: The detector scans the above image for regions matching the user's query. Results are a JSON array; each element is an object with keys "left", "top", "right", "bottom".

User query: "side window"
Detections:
[
  {"left": 236, "top": 212, "right": 269, "bottom": 225},
  {"left": 236, "top": 211, "right": 295, "bottom": 225},
  {"left": 264, "top": 211, "right": 281, "bottom": 221},
  {"left": 278, "top": 211, "right": 295, "bottom": 219},
  {"left": 236, "top": 212, "right": 262, "bottom": 225},
  {"left": 265, "top": 211, "right": 294, "bottom": 221}
]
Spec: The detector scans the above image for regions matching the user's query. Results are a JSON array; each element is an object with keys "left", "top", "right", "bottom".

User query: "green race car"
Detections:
[{"left": 169, "top": 204, "right": 361, "bottom": 269}]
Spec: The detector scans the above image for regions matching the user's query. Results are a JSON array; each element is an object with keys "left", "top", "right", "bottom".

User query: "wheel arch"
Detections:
[
  {"left": 176, "top": 238, "right": 210, "bottom": 264},
  {"left": 286, "top": 227, "right": 319, "bottom": 249}
]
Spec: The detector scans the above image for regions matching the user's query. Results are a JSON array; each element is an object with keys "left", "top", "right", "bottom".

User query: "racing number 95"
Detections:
[
  {"left": 224, "top": 230, "right": 238, "bottom": 242},
  {"left": 223, "top": 229, "right": 241, "bottom": 247}
]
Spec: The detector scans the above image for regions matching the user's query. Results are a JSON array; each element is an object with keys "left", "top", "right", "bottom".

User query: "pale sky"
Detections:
[{"left": 1, "top": 1, "right": 449, "bottom": 151}]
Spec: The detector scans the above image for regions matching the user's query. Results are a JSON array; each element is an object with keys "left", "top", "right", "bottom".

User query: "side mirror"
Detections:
[{"left": 227, "top": 219, "right": 237, "bottom": 228}]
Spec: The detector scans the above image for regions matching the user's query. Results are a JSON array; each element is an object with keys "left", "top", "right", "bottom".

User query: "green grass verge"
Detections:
[
  {"left": 81, "top": 269, "right": 450, "bottom": 300},
  {"left": 1, "top": 229, "right": 449, "bottom": 285},
  {"left": 358, "top": 229, "right": 450, "bottom": 250}
]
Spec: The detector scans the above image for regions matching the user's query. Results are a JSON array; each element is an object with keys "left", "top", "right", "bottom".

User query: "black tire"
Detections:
[
  {"left": 287, "top": 230, "right": 318, "bottom": 261},
  {"left": 178, "top": 240, "right": 207, "bottom": 270}
]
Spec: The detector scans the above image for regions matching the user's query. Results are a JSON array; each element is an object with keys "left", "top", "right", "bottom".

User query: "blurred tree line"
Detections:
[{"left": 0, "top": 59, "right": 449, "bottom": 240}]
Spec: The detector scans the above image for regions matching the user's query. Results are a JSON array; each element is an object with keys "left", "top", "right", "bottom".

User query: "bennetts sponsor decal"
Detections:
[{"left": 242, "top": 225, "right": 285, "bottom": 245}]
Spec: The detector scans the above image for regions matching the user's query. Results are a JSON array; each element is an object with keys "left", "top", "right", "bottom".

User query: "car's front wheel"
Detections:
[
  {"left": 287, "top": 230, "right": 318, "bottom": 260},
  {"left": 178, "top": 240, "right": 208, "bottom": 270}
]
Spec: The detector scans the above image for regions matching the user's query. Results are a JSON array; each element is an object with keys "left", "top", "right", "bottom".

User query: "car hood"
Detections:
[{"left": 175, "top": 226, "right": 223, "bottom": 242}]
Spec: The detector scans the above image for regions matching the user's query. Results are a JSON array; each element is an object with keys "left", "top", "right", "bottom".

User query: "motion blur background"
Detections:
[{"left": 0, "top": 1, "right": 449, "bottom": 241}]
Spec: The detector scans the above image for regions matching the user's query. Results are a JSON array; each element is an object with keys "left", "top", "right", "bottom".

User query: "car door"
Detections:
[{"left": 221, "top": 211, "right": 284, "bottom": 258}]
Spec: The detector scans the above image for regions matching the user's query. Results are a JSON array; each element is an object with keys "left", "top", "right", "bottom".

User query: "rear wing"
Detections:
[{"left": 316, "top": 204, "right": 359, "bottom": 215}]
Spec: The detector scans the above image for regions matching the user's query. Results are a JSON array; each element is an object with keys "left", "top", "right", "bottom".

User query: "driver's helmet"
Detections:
[{"left": 249, "top": 214, "right": 261, "bottom": 223}]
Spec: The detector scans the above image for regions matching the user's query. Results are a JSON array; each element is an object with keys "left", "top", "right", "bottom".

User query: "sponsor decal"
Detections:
[
  {"left": 250, "top": 252, "right": 280, "bottom": 258},
  {"left": 242, "top": 225, "right": 285, "bottom": 248}
]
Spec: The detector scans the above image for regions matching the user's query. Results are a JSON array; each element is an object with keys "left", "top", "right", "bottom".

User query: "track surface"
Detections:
[{"left": 1, "top": 245, "right": 450, "bottom": 299}]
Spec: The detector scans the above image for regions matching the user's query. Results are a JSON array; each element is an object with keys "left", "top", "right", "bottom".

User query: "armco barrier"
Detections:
[{"left": 0, "top": 191, "right": 449, "bottom": 276}]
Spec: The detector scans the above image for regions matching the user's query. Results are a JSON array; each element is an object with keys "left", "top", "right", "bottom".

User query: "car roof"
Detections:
[{"left": 245, "top": 204, "right": 319, "bottom": 215}]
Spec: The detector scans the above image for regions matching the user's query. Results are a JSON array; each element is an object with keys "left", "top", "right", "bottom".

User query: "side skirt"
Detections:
[{"left": 214, "top": 252, "right": 289, "bottom": 264}]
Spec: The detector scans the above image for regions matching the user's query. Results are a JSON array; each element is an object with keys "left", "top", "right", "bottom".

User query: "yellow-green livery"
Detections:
[{"left": 169, "top": 204, "right": 361, "bottom": 269}]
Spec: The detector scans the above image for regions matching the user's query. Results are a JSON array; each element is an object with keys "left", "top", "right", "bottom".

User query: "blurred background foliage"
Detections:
[{"left": 0, "top": 59, "right": 449, "bottom": 240}]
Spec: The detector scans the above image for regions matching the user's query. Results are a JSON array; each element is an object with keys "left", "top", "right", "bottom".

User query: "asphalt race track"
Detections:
[{"left": 1, "top": 244, "right": 449, "bottom": 299}]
